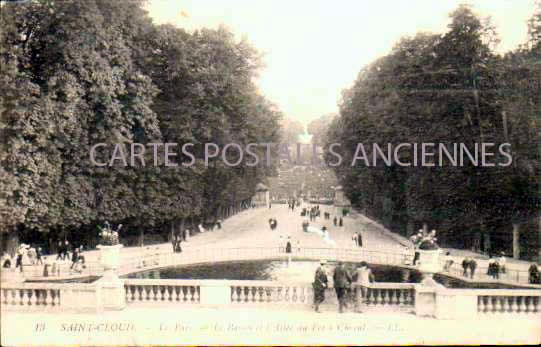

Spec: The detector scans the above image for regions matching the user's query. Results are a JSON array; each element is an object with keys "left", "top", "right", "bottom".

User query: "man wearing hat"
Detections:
[
  {"left": 333, "top": 261, "right": 352, "bottom": 313},
  {"left": 312, "top": 260, "right": 328, "bottom": 312}
]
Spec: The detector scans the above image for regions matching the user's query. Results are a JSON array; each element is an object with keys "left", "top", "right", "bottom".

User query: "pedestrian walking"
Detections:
[
  {"left": 35, "top": 247, "right": 43, "bottom": 265},
  {"left": 529, "top": 263, "right": 539, "bottom": 284},
  {"left": 56, "top": 241, "right": 63, "bottom": 260},
  {"left": 70, "top": 248, "right": 79, "bottom": 269},
  {"left": 356, "top": 232, "right": 363, "bottom": 247},
  {"left": 468, "top": 258, "right": 477, "bottom": 279},
  {"left": 333, "top": 216, "right": 337, "bottom": 226},
  {"left": 333, "top": 261, "right": 352, "bottom": 313},
  {"left": 353, "top": 261, "right": 374, "bottom": 312},
  {"left": 42, "top": 258, "right": 49, "bottom": 277},
  {"left": 339, "top": 217, "right": 343, "bottom": 227},
  {"left": 15, "top": 246, "right": 24, "bottom": 273},
  {"left": 312, "top": 260, "right": 328, "bottom": 312},
  {"left": 462, "top": 257, "right": 470, "bottom": 277},
  {"left": 443, "top": 252, "right": 453, "bottom": 272},
  {"left": 285, "top": 237, "right": 292, "bottom": 254}
]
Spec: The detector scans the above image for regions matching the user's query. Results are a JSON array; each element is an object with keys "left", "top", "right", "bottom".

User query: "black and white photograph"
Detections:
[{"left": 0, "top": 0, "right": 540, "bottom": 345}]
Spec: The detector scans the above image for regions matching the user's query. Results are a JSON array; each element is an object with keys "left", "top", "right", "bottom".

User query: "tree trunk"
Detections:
[{"left": 512, "top": 223, "right": 520, "bottom": 259}]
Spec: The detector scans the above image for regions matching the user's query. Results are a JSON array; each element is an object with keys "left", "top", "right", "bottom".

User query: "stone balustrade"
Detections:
[
  {"left": 358, "top": 282, "right": 416, "bottom": 312},
  {"left": 124, "top": 279, "right": 201, "bottom": 304},
  {"left": 1, "top": 282, "right": 100, "bottom": 312},
  {"left": 3, "top": 277, "right": 540, "bottom": 320}
]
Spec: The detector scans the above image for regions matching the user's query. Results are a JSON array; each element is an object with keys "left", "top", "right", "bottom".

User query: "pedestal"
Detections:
[
  {"left": 417, "top": 249, "right": 442, "bottom": 274},
  {"left": 96, "top": 244, "right": 125, "bottom": 310},
  {"left": 199, "top": 280, "right": 231, "bottom": 305}
]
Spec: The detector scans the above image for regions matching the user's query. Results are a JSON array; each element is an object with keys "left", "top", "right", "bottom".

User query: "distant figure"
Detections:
[
  {"left": 312, "top": 260, "right": 328, "bottom": 312},
  {"left": 63, "top": 240, "right": 70, "bottom": 260},
  {"left": 443, "top": 252, "right": 453, "bottom": 272},
  {"left": 468, "top": 258, "right": 477, "bottom": 279},
  {"left": 462, "top": 257, "right": 470, "bottom": 277},
  {"left": 2, "top": 253, "right": 11, "bottom": 268},
  {"left": 175, "top": 238, "right": 182, "bottom": 253},
  {"left": 15, "top": 247, "right": 24, "bottom": 273},
  {"left": 339, "top": 217, "right": 343, "bottom": 227},
  {"left": 333, "top": 261, "right": 352, "bottom": 313},
  {"left": 42, "top": 258, "right": 49, "bottom": 277},
  {"left": 333, "top": 217, "right": 337, "bottom": 226},
  {"left": 36, "top": 247, "right": 43, "bottom": 265},
  {"left": 487, "top": 257, "right": 500, "bottom": 279},
  {"left": 56, "top": 241, "right": 63, "bottom": 260},
  {"left": 498, "top": 252, "right": 507, "bottom": 275},
  {"left": 70, "top": 248, "right": 79, "bottom": 269},
  {"left": 354, "top": 232, "right": 363, "bottom": 247},
  {"left": 285, "top": 238, "right": 292, "bottom": 254},
  {"left": 529, "top": 263, "right": 539, "bottom": 284}
]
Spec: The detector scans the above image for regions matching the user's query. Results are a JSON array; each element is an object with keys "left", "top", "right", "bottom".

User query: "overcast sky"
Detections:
[{"left": 146, "top": 0, "right": 537, "bottom": 127}]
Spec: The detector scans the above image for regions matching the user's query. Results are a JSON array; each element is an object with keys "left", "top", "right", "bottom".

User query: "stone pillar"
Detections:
[
  {"left": 96, "top": 244, "right": 125, "bottom": 310},
  {"left": 434, "top": 288, "right": 478, "bottom": 320},
  {"left": 199, "top": 280, "right": 231, "bottom": 305}
]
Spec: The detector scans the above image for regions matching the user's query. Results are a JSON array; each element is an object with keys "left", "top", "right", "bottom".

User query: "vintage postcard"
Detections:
[{"left": 1, "top": 0, "right": 540, "bottom": 345}]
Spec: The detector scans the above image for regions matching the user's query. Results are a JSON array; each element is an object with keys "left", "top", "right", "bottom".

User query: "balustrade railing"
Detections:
[
  {"left": 228, "top": 280, "right": 313, "bottom": 305},
  {"left": 476, "top": 290, "right": 541, "bottom": 315},
  {"left": 124, "top": 279, "right": 201, "bottom": 304},
  {"left": 357, "top": 282, "right": 415, "bottom": 312},
  {"left": 1, "top": 282, "right": 98, "bottom": 311}
]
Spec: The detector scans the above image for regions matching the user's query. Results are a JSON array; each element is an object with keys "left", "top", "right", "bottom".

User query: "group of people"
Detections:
[
  {"left": 2, "top": 244, "right": 44, "bottom": 273},
  {"left": 312, "top": 260, "right": 374, "bottom": 313},
  {"left": 461, "top": 256, "right": 478, "bottom": 278},
  {"left": 351, "top": 231, "right": 363, "bottom": 247},
  {"left": 333, "top": 216, "right": 343, "bottom": 227},
  {"left": 487, "top": 254, "right": 507, "bottom": 279}
]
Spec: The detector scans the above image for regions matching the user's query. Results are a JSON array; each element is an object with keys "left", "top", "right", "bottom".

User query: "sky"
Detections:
[{"left": 146, "top": 0, "right": 537, "bottom": 127}]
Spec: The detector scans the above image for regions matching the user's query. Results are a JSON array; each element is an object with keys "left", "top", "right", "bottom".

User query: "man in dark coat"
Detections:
[
  {"left": 285, "top": 238, "right": 292, "bottom": 254},
  {"left": 333, "top": 261, "right": 352, "bottom": 313},
  {"left": 339, "top": 217, "right": 343, "bottom": 227},
  {"left": 333, "top": 217, "right": 337, "bottom": 226},
  {"left": 312, "top": 260, "right": 328, "bottom": 312}
]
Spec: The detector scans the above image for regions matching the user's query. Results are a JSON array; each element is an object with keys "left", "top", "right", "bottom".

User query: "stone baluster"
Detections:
[
  {"left": 524, "top": 296, "right": 531, "bottom": 313},
  {"left": 478, "top": 296, "right": 485, "bottom": 313},
  {"left": 251, "top": 286, "right": 257, "bottom": 302},
  {"left": 292, "top": 287, "right": 298, "bottom": 302},
  {"left": 373, "top": 289, "right": 380, "bottom": 306},
  {"left": 265, "top": 287, "right": 272, "bottom": 302},
  {"left": 137, "top": 286, "right": 144, "bottom": 301},
  {"left": 533, "top": 296, "right": 539, "bottom": 313},
  {"left": 26, "top": 289, "right": 34, "bottom": 306},
  {"left": 487, "top": 296, "right": 496, "bottom": 313},
  {"left": 195, "top": 286, "right": 200, "bottom": 303},
  {"left": 285, "top": 287, "right": 290, "bottom": 302},
  {"left": 2, "top": 289, "right": 8, "bottom": 305},
  {"left": 242, "top": 286, "right": 249, "bottom": 302},
  {"left": 190, "top": 286, "right": 196, "bottom": 302},
  {"left": 394, "top": 289, "right": 400, "bottom": 306},
  {"left": 230, "top": 286, "right": 237, "bottom": 302},
  {"left": 506, "top": 296, "right": 514, "bottom": 313},
  {"left": 380, "top": 289, "right": 387, "bottom": 306},
  {"left": 258, "top": 287, "right": 264, "bottom": 302},
  {"left": 517, "top": 296, "right": 526, "bottom": 313},
  {"left": 299, "top": 287, "right": 306, "bottom": 303}
]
